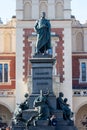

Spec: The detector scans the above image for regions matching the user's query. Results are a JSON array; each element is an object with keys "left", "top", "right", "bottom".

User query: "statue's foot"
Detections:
[{"left": 33, "top": 120, "right": 37, "bottom": 126}]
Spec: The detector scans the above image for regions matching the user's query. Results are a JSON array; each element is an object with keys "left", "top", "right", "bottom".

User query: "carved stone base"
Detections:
[
  {"left": 28, "top": 126, "right": 55, "bottom": 130},
  {"left": 12, "top": 124, "right": 77, "bottom": 130},
  {"left": 52, "top": 110, "right": 63, "bottom": 120},
  {"left": 22, "top": 109, "right": 38, "bottom": 121},
  {"left": 36, "top": 120, "right": 49, "bottom": 126},
  {"left": 12, "top": 109, "right": 77, "bottom": 130}
]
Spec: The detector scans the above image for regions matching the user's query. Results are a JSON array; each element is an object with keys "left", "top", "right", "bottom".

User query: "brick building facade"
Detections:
[
  {"left": 0, "top": 17, "right": 16, "bottom": 126},
  {"left": 0, "top": 0, "right": 87, "bottom": 130}
]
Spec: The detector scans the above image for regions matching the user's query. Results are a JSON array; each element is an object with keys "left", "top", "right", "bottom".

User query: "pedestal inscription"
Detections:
[
  {"left": 30, "top": 57, "right": 55, "bottom": 94},
  {"left": 33, "top": 67, "right": 52, "bottom": 93}
]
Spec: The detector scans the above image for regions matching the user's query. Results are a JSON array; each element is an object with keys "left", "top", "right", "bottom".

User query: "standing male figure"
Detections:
[{"left": 34, "top": 12, "right": 51, "bottom": 54}]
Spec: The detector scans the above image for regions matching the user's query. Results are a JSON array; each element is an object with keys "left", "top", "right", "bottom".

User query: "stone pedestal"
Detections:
[
  {"left": 28, "top": 124, "right": 77, "bottom": 130},
  {"left": 12, "top": 119, "right": 77, "bottom": 130},
  {"left": 29, "top": 55, "right": 56, "bottom": 109},
  {"left": 52, "top": 110, "right": 63, "bottom": 120},
  {"left": 29, "top": 55, "right": 55, "bottom": 94},
  {"left": 22, "top": 109, "right": 38, "bottom": 121},
  {"left": 28, "top": 126, "right": 55, "bottom": 130}
]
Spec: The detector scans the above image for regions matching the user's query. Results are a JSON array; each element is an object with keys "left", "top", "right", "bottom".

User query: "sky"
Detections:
[
  {"left": 0, "top": 0, "right": 87, "bottom": 24},
  {"left": 71, "top": 0, "right": 87, "bottom": 23},
  {"left": 0, "top": 0, "right": 16, "bottom": 24}
]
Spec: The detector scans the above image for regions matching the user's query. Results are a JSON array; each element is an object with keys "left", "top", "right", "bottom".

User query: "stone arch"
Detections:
[
  {"left": 0, "top": 103, "right": 13, "bottom": 125},
  {"left": 75, "top": 104, "right": 87, "bottom": 130},
  {"left": 23, "top": 1, "right": 32, "bottom": 20},
  {"left": 76, "top": 32, "right": 84, "bottom": 52},
  {"left": 0, "top": 101, "right": 13, "bottom": 113},
  {"left": 4, "top": 33, "right": 11, "bottom": 52},
  {"left": 55, "top": 0, "right": 64, "bottom": 19},
  {"left": 39, "top": 1, "right": 48, "bottom": 18}
]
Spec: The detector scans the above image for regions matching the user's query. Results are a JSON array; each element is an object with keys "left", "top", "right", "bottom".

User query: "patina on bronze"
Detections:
[{"left": 34, "top": 12, "right": 51, "bottom": 54}]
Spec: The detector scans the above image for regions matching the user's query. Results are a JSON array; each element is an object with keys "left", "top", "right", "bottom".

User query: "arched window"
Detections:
[
  {"left": 76, "top": 32, "right": 83, "bottom": 52},
  {"left": 55, "top": 2, "right": 64, "bottom": 19},
  {"left": 4, "top": 34, "right": 11, "bottom": 52},
  {"left": 39, "top": 2, "right": 48, "bottom": 18},
  {"left": 24, "top": 2, "right": 32, "bottom": 20}
]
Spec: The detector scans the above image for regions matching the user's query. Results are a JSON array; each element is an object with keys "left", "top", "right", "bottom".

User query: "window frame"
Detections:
[
  {"left": 0, "top": 61, "right": 10, "bottom": 84},
  {"left": 79, "top": 59, "right": 87, "bottom": 83}
]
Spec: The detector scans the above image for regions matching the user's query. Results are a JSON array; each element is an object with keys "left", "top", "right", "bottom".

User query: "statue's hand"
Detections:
[{"left": 35, "top": 20, "right": 39, "bottom": 25}]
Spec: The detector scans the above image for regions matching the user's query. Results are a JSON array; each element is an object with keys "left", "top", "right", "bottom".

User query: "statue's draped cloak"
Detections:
[{"left": 34, "top": 18, "right": 51, "bottom": 53}]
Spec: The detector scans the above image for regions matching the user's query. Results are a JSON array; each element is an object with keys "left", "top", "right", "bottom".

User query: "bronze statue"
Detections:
[
  {"left": 57, "top": 92, "right": 73, "bottom": 121},
  {"left": 19, "top": 93, "right": 29, "bottom": 110},
  {"left": 26, "top": 90, "right": 51, "bottom": 127},
  {"left": 34, "top": 12, "right": 51, "bottom": 54},
  {"left": 33, "top": 90, "right": 50, "bottom": 120},
  {"left": 12, "top": 93, "right": 29, "bottom": 125}
]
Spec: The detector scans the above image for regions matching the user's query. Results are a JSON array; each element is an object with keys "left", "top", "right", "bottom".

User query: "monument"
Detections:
[{"left": 12, "top": 12, "right": 77, "bottom": 130}]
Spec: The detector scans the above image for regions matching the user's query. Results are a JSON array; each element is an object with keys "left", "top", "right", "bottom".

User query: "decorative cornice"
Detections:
[
  {"left": 72, "top": 52, "right": 87, "bottom": 56},
  {"left": 0, "top": 53, "right": 16, "bottom": 56},
  {"left": 73, "top": 89, "right": 87, "bottom": 97}
]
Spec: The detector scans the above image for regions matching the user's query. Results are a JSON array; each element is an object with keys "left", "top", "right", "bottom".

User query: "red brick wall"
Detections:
[
  {"left": 52, "top": 28, "right": 64, "bottom": 82},
  {"left": 72, "top": 54, "right": 87, "bottom": 89},
  {"left": 23, "top": 28, "right": 64, "bottom": 82},
  {"left": 23, "top": 29, "right": 33, "bottom": 81},
  {"left": 0, "top": 55, "right": 15, "bottom": 89}
]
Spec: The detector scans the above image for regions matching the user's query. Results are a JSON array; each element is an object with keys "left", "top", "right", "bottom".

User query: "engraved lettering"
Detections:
[
  {"left": 35, "top": 72, "right": 49, "bottom": 75},
  {"left": 33, "top": 77, "right": 52, "bottom": 80},
  {"left": 37, "top": 82, "right": 48, "bottom": 85}
]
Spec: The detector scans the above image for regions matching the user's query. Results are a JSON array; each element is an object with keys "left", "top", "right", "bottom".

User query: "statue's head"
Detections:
[
  {"left": 41, "top": 12, "right": 46, "bottom": 18},
  {"left": 24, "top": 93, "right": 29, "bottom": 98},
  {"left": 64, "top": 98, "right": 68, "bottom": 103},
  {"left": 59, "top": 92, "right": 64, "bottom": 97}
]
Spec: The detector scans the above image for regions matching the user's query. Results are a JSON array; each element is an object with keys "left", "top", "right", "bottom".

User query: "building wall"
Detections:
[
  {"left": 0, "top": 17, "right": 16, "bottom": 125},
  {"left": 72, "top": 54, "right": 87, "bottom": 89},
  {"left": 72, "top": 19, "right": 87, "bottom": 129},
  {"left": 16, "top": 0, "right": 71, "bottom": 20}
]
